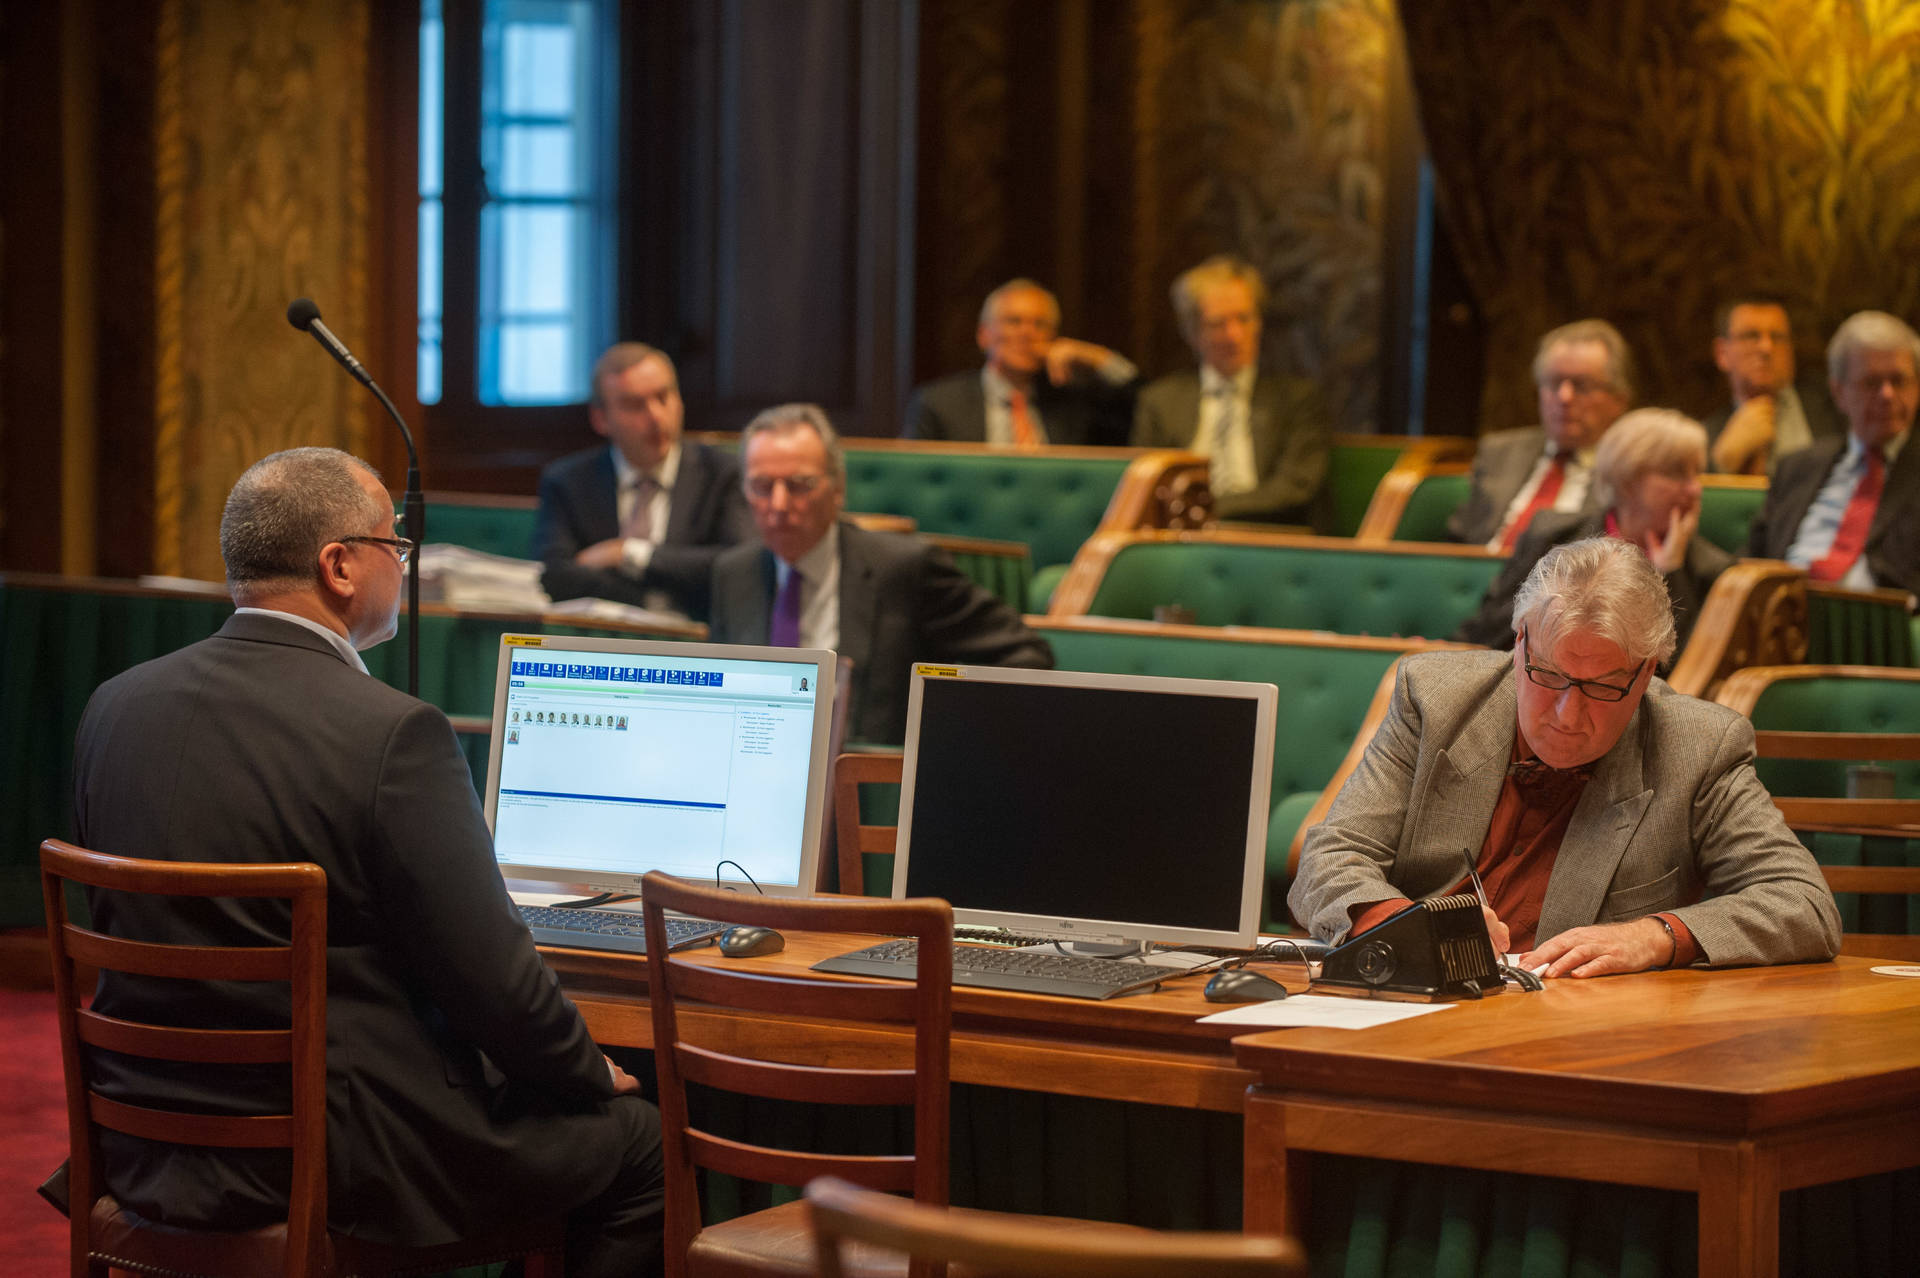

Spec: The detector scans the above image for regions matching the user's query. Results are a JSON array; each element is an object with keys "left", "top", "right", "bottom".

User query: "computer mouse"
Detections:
[
  {"left": 717, "top": 925, "right": 785, "bottom": 958},
  {"left": 1203, "top": 969, "right": 1289, "bottom": 1003}
]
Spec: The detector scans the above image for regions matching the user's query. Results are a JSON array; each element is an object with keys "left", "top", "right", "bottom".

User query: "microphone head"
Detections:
[{"left": 286, "top": 297, "right": 321, "bottom": 332}]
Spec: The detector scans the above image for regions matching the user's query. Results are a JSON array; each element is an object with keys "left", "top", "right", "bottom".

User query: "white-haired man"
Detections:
[{"left": 1292, "top": 537, "right": 1840, "bottom": 978}]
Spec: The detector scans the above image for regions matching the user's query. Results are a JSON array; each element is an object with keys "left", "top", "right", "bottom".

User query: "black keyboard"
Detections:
[
  {"left": 812, "top": 939, "right": 1184, "bottom": 1000},
  {"left": 517, "top": 903, "right": 723, "bottom": 955}
]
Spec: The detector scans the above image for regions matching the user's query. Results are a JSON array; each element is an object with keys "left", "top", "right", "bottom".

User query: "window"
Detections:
[{"left": 419, "top": 0, "right": 616, "bottom": 407}]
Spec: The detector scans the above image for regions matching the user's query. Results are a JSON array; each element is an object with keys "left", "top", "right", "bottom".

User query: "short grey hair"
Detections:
[
  {"left": 739, "top": 402, "right": 846, "bottom": 489},
  {"left": 220, "top": 447, "right": 386, "bottom": 595},
  {"left": 1826, "top": 310, "right": 1920, "bottom": 385},
  {"left": 1170, "top": 254, "right": 1267, "bottom": 345},
  {"left": 590, "top": 342, "right": 677, "bottom": 408},
  {"left": 1511, "top": 536, "right": 1677, "bottom": 666},
  {"left": 978, "top": 279, "right": 1060, "bottom": 330},
  {"left": 1592, "top": 409, "right": 1707, "bottom": 506},
  {"left": 1532, "top": 319, "right": 1635, "bottom": 401}
]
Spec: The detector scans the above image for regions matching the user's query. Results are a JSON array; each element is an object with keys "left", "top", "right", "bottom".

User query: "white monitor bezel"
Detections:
[
  {"left": 482, "top": 633, "right": 834, "bottom": 898},
  {"left": 890, "top": 662, "right": 1276, "bottom": 949}
]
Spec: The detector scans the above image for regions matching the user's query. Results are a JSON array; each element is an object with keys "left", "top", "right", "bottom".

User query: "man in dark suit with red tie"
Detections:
[
  {"left": 536, "top": 343, "right": 755, "bottom": 621},
  {"left": 1746, "top": 310, "right": 1920, "bottom": 593}
]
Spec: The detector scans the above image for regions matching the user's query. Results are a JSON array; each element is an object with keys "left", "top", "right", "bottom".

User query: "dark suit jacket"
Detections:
[
  {"left": 1745, "top": 434, "right": 1920, "bottom": 593},
  {"left": 902, "top": 370, "right": 1136, "bottom": 447},
  {"left": 73, "top": 614, "right": 643, "bottom": 1246},
  {"left": 708, "top": 523, "right": 1054, "bottom": 744},
  {"left": 1700, "top": 377, "right": 1844, "bottom": 473},
  {"left": 1451, "top": 511, "right": 1735, "bottom": 657},
  {"left": 1130, "top": 370, "right": 1332, "bottom": 527},
  {"left": 1444, "top": 427, "right": 1606, "bottom": 545},
  {"left": 535, "top": 441, "right": 754, "bottom": 620}
]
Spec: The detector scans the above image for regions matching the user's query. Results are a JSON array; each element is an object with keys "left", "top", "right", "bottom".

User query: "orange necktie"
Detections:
[
  {"left": 1499, "top": 455, "right": 1567, "bottom": 553},
  {"left": 1810, "top": 449, "right": 1885, "bottom": 582},
  {"left": 1008, "top": 389, "right": 1041, "bottom": 448}
]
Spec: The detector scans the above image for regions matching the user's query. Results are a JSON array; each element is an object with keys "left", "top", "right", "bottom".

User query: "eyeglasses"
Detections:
[
  {"left": 1537, "top": 374, "right": 1616, "bottom": 398},
  {"left": 1518, "top": 630, "right": 1642, "bottom": 702},
  {"left": 339, "top": 535, "right": 414, "bottom": 566},
  {"left": 745, "top": 474, "right": 829, "bottom": 501}
]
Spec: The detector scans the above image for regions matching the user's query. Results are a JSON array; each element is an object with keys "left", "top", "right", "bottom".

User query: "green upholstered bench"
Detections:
[
  {"left": 1048, "top": 530, "right": 1504, "bottom": 641},
  {"left": 418, "top": 491, "right": 539, "bottom": 558},
  {"left": 0, "top": 573, "right": 701, "bottom": 928},
  {"left": 1323, "top": 435, "right": 1473, "bottom": 538}
]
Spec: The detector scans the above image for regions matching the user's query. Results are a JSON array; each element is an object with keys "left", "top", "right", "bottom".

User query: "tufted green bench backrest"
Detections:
[
  {"left": 1081, "top": 538, "right": 1503, "bottom": 639},
  {"left": 1697, "top": 482, "right": 1766, "bottom": 554},
  {"left": 840, "top": 448, "right": 1133, "bottom": 571},
  {"left": 1326, "top": 439, "right": 1420, "bottom": 537},
  {"left": 1387, "top": 472, "right": 1764, "bottom": 555},
  {"left": 418, "top": 497, "right": 540, "bottom": 559}
]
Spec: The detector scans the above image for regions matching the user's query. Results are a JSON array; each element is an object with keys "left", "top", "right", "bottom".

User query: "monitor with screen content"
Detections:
[
  {"left": 482, "top": 634, "right": 834, "bottom": 898},
  {"left": 891, "top": 663, "right": 1276, "bottom": 952}
]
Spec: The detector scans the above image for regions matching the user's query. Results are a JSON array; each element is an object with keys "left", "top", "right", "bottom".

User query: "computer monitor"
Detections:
[
  {"left": 891, "top": 663, "right": 1275, "bottom": 951},
  {"left": 482, "top": 634, "right": 835, "bottom": 897}
]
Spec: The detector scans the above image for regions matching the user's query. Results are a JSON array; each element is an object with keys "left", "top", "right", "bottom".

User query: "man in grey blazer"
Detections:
[
  {"left": 72, "top": 449, "right": 663, "bottom": 1277},
  {"left": 536, "top": 342, "right": 755, "bottom": 620},
  {"left": 1446, "top": 319, "right": 1633, "bottom": 548},
  {"left": 903, "top": 279, "right": 1139, "bottom": 447},
  {"left": 710, "top": 404, "right": 1052, "bottom": 744},
  {"left": 1291, "top": 537, "right": 1839, "bottom": 978},
  {"left": 1131, "top": 254, "right": 1332, "bottom": 527}
]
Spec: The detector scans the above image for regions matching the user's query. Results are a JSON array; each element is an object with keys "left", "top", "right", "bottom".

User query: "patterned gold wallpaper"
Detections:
[
  {"left": 1402, "top": 0, "right": 1920, "bottom": 432},
  {"left": 153, "top": 0, "right": 371, "bottom": 578}
]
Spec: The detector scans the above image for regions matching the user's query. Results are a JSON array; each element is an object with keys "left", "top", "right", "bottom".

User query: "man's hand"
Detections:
[
  {"left": 1710, "top": 395, "right": 1776, "bottom": 476},
  {"left": 1480, "top": 903, "right": 1511, "bottom": 956},
  {"left": 605, "top": 1054, "right": 641, "bottom": 1096},
  {"left": 1516, "top": 917, "right": 1674, "bottom": 978},
  {"left": 1044, "top": 337, "right": 1123, "bottom": 385},
  {"left": 574, "top": 538, "right": 629, "bottom": 570},
  {"left": 1641, "top": 500, "right": 1698, "bottom": 574}
]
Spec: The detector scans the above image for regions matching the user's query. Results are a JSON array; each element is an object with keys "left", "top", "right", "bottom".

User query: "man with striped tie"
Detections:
[{"left": 1747, "top": 310, "right": 1920, "bottom": 593}]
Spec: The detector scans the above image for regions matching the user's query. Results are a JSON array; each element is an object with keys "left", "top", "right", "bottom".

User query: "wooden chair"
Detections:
[
  {"left": 831, "top": 752, "right": 905, "bottom": 896},
  {"left": 1714, "top": 667, "right": 1920, "bottom": 961},
  {"left": 805, "top": 1177, "right": 1305, "bottom": 1278},
  {"left": 641, "top": 871, "right": 952, "bottom": 1278},
  {"left": 39, "top": 838, "right": 566, "bottom": 1278}
]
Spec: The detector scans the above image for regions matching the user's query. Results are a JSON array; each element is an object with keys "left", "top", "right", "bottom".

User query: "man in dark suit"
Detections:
[
  {"left": 1700, "top": 295, "right": 1843, "bottom": 475},
  {"left": 710, "top": 404, "right": 1053, "bottom": 744},
  {"left": 1131, "top": 254, "right": 1331, "bottom": 526},
  {"left": 536, "top": 342, "right": 755, "bottom": 620},
  {"left": 72, "top": 448, "right": 662, "bottom": 1278},
  {"left": 1746, "top": 310, "right": 1920, "bottom": 594},
  {"left": 902, "top": 278, "right": 1138, "bottom": 447},
  {"left": 1446, "top": 319, "right": 1634, "bottom": 549}
]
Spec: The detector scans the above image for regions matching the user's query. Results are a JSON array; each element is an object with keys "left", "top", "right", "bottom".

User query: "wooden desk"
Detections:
[
  {"left": 1234, "top": 958, "right": 1920, "bottom": 1278},
  {"left": 542, "top": 929, "right": 1288, "bottom": 1114}
]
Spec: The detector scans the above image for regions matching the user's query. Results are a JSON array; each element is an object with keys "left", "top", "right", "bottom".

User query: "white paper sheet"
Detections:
[{"left": 1196, "top": 994, "right": 1455, "bottom": 1028}]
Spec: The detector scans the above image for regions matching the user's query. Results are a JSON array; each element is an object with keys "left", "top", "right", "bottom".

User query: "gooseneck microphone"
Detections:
[{"left": 286, "top": 298, "right": 425, "bottom": 697}]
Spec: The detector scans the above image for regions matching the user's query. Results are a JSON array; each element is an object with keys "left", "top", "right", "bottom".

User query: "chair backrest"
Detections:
[
  {"left": 804, "top": 1177, "right": 1306, "bottom": 1278},
  {"left": 1713, "top": 666, "right": 1920, "bottom": 960},
  {"left": 39, "top": 838, "right": 329, "bottom": 1278},
  {"left": 831, "top": 751, "right": 905, "bottom": 896},
  {"left": 641, "top": 873, "right": 954, "bottom": 1272}
]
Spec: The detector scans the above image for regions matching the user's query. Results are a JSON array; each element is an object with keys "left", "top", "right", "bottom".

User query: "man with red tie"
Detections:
[
  {"left": 1747, "top": 310, "right": 1920, "bottom": 593},
  {"left": 1446, "top": 320, "right": 1634, "bottom": 550}
]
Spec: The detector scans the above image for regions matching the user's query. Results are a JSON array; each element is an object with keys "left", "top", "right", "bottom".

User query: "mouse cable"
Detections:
[
  {"left": 714, "top": 860, "right": 765, "bottom": 894},
  {"left": 548, "top": 891, "right": 637, "bottom": 909}
]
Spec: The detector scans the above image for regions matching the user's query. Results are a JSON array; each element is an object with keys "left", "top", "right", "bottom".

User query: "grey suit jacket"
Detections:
[
  {"left": 73, "top": 614, "right": 644, "bottom": 1244},
  {"left": 535, "top": 440, "right": 754, "bottom": 620},
  {"left": 1445, "top": 427, "right": 1604, "bottom": 545},
  {"left": 1289, "top": 649, "right": 1841, "bottom": 966},
  {"left": 1130, "top": 370, "right": 1332, "bottom": 527},
  {"left": 1744, "top": 434, "right": 1920, "bottom": 594},
  {"left": 901, "top": 369, "right": 1133, "bottom": 447},
  {"left": 708, "top": 522, "right": 1053, "bottom": 744}
]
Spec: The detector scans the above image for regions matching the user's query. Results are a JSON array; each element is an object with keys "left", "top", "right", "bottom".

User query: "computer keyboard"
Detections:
[
  {"left": 812, "top": 939, "right": 1185, "bottom": 1000},
  {"left": 517, "top": 903, "right": 723, "bottom": 955}
]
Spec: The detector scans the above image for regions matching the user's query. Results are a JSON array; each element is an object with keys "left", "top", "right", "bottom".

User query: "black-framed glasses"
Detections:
[
  {"left": 745, "top": 473, "right": 828, "bottom": 501},
  {"left": 339, "top": 535, "right": 414, "bottom": 566},
  {"left": 1518, "top": 629, "right": 1641, "bottom": 702}
]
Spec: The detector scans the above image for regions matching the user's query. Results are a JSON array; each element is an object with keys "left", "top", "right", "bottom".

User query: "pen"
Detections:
[{"left": 1461, "top": 847, "right": 1490, "bottom": 912}]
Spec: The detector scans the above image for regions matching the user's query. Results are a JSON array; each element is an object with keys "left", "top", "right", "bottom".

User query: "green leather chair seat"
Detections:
[{"left": 1083, "top": 541, "right": 1502, "bottom": 639}]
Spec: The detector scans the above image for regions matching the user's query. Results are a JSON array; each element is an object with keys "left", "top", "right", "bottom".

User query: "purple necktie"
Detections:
[{"left": 769, "top": 567, "right": 802, "bottom": 647}]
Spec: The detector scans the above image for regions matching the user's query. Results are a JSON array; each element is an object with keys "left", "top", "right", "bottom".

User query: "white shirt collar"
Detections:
[
  {"left": 782, "top": 520, "right": 841, "bottom": 583},
  {"left": 1201, "top": 361, "right": 1257, "bottom": 400},
  {"left": 234, "top": 607, "right": 368, "bottom": 674},
  {"left": 609, "top": 441, "right": 682, "bottom": 492},
  {"left": 1848, "top": 428, "right": 1908, "bottom": 465}
]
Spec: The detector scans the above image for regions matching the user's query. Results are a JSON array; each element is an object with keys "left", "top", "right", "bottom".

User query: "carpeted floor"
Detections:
[{"left": 0, "top": 986, "right": 71, "bottom": 1274}]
